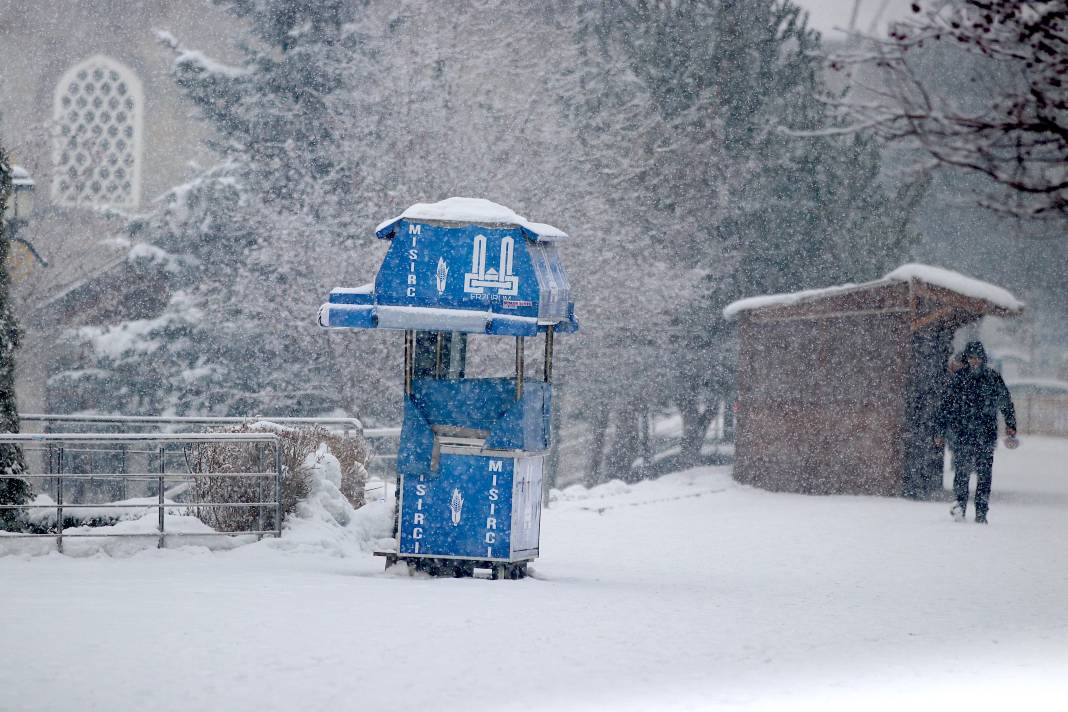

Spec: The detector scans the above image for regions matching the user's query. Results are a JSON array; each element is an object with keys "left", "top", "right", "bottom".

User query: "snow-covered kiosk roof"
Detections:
[
  {"left": 726, "top": 264, "right": 1022, "bottom": 500},
  {"left": 374, "top": 197, "right": 568, "bottom": 242},
  {"left": 319, "top": 198, "right": 577, "bottom": 336}
]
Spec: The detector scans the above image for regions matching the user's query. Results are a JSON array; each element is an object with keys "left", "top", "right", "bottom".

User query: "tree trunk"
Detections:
[
  {"left": 678, "top": 393, "right": 717, "bottom": 468},
  {"left": 640, "top": 404, "right": 652, "bottom": 471},
  {"left": 544, "top": 380, "right": 564, "bottom": 506},
  {"left": 584, "top": 401, "right": 610, "bottom": 487},
  {"left": 605, "top": 399, "right": 641, "bottom": 482}
]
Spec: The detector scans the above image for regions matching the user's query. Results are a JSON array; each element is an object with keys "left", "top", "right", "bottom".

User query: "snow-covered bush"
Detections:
[{"left": 186, "top": 423, "right": 368, "bottom": 533}]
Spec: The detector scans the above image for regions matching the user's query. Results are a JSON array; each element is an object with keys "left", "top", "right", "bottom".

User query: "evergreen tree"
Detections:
[
  {"left": 60, "top": 1, "right": 584, "bottom": 424},
  {"left": 59, "top": 1, "right": 381, "bottom": 419},
  {"left": 0, "top": 146, "right": 29, "bottom": 529}
]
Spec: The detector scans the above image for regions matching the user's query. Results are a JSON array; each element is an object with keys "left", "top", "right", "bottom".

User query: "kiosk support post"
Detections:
[
  {"left": 434, "top": 332, "right": 444, "bottom": 378},
  {"left": 403, "top": 330, "right": 414, "bottom": 395},
  {"left": 515, "top": 336, "right": 525, "bottom": 400},
  {"left": 544, "top": 325, "right": 554, "bottom": 383}
]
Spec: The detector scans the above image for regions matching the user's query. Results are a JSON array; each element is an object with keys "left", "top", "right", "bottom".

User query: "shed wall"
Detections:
[
  {"left": 735, "top": 311, "right": 909, "bottom": 495},
  {"left": 904, "top": 326, "right": 955, "bottom": 497}
]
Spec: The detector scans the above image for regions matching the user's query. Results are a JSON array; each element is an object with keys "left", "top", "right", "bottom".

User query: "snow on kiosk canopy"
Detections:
[
  {"left": 318, "top": 198, "right": 579, "bottom": 579},
  {"left": 723, "top": 264, "right": 1023, "bottom": 499},
  {"left": 319, "top": 197, "right": 576, "bottom": 335}
]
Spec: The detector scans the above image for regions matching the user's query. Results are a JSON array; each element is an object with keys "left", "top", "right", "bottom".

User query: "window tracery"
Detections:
[{"left": 52, "top": 55, "right": 143, "bottom": 208}]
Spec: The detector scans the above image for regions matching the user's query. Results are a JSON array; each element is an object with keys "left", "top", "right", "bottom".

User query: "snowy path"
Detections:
[{"left": 3, "top": 439, "right": 1067, "bottom": 711}]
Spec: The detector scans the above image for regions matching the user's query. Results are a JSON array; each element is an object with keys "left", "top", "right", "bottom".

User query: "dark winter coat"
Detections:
[{"left": 936, "top": 364, "right": 1017, "bottom": 447}]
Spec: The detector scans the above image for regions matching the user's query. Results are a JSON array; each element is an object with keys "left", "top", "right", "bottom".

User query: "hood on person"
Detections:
[{"left": 961, "top": 340, "right": 987, "bottom": 371}]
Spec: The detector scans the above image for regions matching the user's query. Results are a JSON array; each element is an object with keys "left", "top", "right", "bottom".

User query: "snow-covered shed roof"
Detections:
[
  {"left": 723, "top": 263, "right": 1024, "bottom": 320},
  {"left": 884, "top": 264, "right": 1022, "bottom": 310},
  {"left": 374, "top": 197, "right": 567, "bottom": 242}
]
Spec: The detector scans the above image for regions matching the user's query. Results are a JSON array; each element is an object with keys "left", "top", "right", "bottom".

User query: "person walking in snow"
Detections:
[{"left": 934, "top": 341, "right": 1017, "bottom": 524}]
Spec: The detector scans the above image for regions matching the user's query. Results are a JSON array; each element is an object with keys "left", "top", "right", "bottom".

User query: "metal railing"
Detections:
[
  {"left": 19, "top": 413, "right": 364, "bottom": 433},
  {"left": 18, "top": 412, "right": 397, "bottom": 470},
  {"left": 0, "top": 432, "right": 283, "bottom": 553},
  {"left": 19, "top": 411, "right": 399, "bottom": 484},
  {"left": 1014, "top": 395, "right": 1068, "bottom": 437},
  {"left": 363, "top": 427, "right": 400, "bottom": 480}
]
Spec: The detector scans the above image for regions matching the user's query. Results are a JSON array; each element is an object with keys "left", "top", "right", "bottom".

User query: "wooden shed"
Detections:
[{"left": 724, "top": 264, "right": 1023, "bottom": 498}]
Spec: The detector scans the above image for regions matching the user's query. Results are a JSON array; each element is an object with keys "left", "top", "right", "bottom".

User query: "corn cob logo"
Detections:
[{"left": 449, "top": 488, "right": 464, "bottom": 525}]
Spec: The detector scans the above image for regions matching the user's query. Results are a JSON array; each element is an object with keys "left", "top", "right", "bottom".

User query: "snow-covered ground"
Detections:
[{"left": 3, "top": 438, "right": 1067, "bottom": 711}]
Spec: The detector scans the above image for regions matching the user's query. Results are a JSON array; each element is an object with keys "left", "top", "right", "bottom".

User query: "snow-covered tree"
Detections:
[
  {"left": 60, "top": 1, "right": 385, "bottom": 419},
  {"left": 57, "top": 0, "right": 919, "bottom": 481},
  {"left": 62, "top": 1, "right": 589, "bottom": 423},
  {"left": 572, "top": 0, "right": 923, "bottom": 473},
  {"left": 0, "top": 146, "right": 29, "bottom": 529}
]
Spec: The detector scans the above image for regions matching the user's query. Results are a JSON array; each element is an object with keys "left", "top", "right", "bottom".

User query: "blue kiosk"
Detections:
[{"left": 318, "top": 198, "right": 578, "bottom": 578}]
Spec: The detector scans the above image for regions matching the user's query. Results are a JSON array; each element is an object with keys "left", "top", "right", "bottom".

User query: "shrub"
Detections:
[{"left": 186, "top": 423, "right": 369, "bottom": 532}]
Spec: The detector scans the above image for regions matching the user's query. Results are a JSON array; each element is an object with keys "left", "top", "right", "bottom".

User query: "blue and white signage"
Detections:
[
  {"left": 319, "top": 200, "right": 578, "bottom": 335},
  {"left": 375, "top": 222, "right": 569, "bottom": 322},
  {"left": 399, "top": 454, "right": 515, "bottom": 560}
]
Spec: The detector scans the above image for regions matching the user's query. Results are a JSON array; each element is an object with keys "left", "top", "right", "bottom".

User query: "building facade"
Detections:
[{"left": 0, "top": 0, "right": 240, "bottom": 413}]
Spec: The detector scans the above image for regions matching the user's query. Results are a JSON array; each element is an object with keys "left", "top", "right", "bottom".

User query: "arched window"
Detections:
[{"left": 52, "top": 55, "right": 144, "bottom": 209}]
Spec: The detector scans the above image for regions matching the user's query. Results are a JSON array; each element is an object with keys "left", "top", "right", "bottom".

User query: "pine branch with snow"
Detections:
[{"left": 0, "top": 144, "right": 29, "bottom": 530}]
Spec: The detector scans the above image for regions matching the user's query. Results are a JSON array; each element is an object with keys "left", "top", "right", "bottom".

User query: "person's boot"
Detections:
[
  {"left": 950, "top": 502, "right": 966, "bottom": 522},
  {"left": 975, "top": 512, "right": 988, "bottom": 524}
]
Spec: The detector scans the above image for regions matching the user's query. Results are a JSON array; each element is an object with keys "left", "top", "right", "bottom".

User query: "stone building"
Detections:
[{"left": 0, "top": 0, "right": 240, "bottom": 413}]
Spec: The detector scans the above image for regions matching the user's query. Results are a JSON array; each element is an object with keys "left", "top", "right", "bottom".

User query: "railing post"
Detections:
[
  {"left": 120, "top": 444, "right": 128, "bottom": 500},
  {"left": 56, "top": 447, "right": 64, "bottom": 554},
  {"left": 256, "top": 443, "right": 265, "bottom": 540},
  {"left": 122, "top": 421, "right": 132, "bottom": 502},
  {"left": 158, "top": 446, "right": 165, "bottom": 549},
  {"left": 274, "top": 441, "right": 283, "bottom": 538}
]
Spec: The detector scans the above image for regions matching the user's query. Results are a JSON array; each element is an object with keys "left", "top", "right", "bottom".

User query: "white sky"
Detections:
[{"left": 793, "top": 0, "right": 913, "bottom": 39}]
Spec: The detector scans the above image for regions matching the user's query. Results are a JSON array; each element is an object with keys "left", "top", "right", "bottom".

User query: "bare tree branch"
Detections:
[{"left": 833, "top": 0, "right": 1068, "bottom": 219}]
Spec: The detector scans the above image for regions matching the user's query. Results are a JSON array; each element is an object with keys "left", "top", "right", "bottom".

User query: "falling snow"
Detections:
[{"left": 2, "top": 1, "right": 1068, "bottom": 710}]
